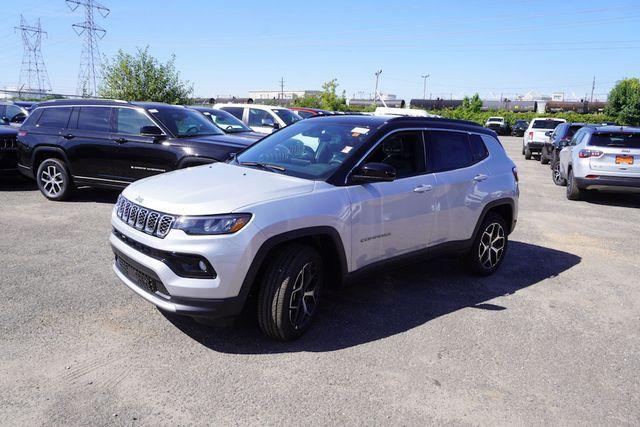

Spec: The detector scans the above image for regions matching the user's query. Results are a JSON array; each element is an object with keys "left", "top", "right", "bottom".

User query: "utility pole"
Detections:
[
  {"left": 15, "top": 15, "right": 52, "bottom": 97},
  {"left": 66, "top": 0, "right": 110, "bottom": 97},
  {"left": 374, "top": 69, "right": 382, "bottom": 101},
  {"left": 279, "top": 77, "right": 285, "bottom": 100},
  {"left": 590, "top": 76, "right": 596, "bottom": 102},
  {"left": 421, "top": 74, "right": 430, "bottom": 100}
]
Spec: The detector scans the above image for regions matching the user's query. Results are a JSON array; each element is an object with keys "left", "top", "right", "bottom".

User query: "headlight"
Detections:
[{"left": 173, "top": 213, "right": 252, "bottom": 235}]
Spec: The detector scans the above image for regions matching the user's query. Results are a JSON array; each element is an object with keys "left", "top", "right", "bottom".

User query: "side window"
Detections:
[
  {"left": 222, "top": 107, "right": 243, "bottom": 120},
  {"left": 569, "top": 129, "right": 583, "bottom": 146},
  {"left": 248, "top": 108, "right": 272, "bottom": 127},
  {"left": 429, "top": 131, "right": 474, "bottom": 172},
  {"left": 114, "top": 108, "right": 155, "bottom": 135},
  {"left": 5, "top": 105, "right": 23, "bottom": 121},
  {"left": 37, "top": 107, "right": 72, "bottom": 128},
  {"left": 469, "top": 134, "right": 489, "bottom": 162},
  {"left": 363, "top": 131, "right": 425, "bottom": 179},
  {"left": 0, "top": 105, "right": 6, "bottom": 118},
  {"left": 77, "top": 107, "right": 112, "bottom": 132}
]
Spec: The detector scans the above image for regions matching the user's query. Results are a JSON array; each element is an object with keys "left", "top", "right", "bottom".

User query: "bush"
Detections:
[
  {"left": 429, "top": 109, "right": 617, "bottom": 126},
  {"left": 605, "top": 78, "right": 640, "bottom": 126}
]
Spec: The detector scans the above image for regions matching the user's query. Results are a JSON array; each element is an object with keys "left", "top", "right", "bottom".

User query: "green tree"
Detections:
[
  {"left": 461, "top": 93, "right": 482, "bottom": 112},
  {"left": 293, "top": 94, "right": 322, "bottom": 108},
  {"left": 320, "top": 79, "right": 348, "bottom": 111},
  {"left": 98, "top": 46, "right": 193, "bottom": 104},
  {"left": 605, "top": 78, "right": 640, "bottom": 125}
]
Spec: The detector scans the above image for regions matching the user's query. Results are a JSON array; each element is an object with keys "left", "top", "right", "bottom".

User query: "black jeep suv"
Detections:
[
  {"left": 0, "top": 126, "right": 19, "bottom": 175},
  {"left": 17, "top": 99, "right": 253, "bottom": 200}
]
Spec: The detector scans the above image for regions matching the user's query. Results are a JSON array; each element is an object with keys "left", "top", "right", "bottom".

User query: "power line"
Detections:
[
  {"left": 66, "top": 0, "right": 110, "bottom": 97},
  {"left": 15, "top": 14, "right": 52, "bottom": 96}
]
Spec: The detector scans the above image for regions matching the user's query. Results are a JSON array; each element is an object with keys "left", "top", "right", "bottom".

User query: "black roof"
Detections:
[
  {"left": 305, "top": 115, "right": 493, "bottom": 135},
  {"left": 34, "top": 99, "right": 190, "bottom": 111}
]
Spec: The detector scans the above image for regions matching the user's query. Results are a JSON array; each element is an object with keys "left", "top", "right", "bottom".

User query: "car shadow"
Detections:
[
  {"left": 582, "top": 190, "right": 640, "bottom": 209},
  {"left": 66, "top": 187, "right": 120, "bottom": 204},
  {"left": 0, "top": 175, "right": 37, "bottom": 191},
  {"left": 162, "top": 241, "right": 581, "bottom": 354}
]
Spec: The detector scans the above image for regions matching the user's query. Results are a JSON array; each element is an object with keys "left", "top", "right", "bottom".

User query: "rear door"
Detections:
[
  {"left": 587, "top": 132, "right": 640, "bottom": 177},
  {"left": 31, "top": 106, "right": 73, "bottom": 160},
  {"left": 63, "top": 106, "right": 117, "bottom": 180},
  {"left": 111, "top": 107, "right": 176, "bottom": 182},
  {"left": 426, "top": 130, "right": 491, "bottom": 245}
]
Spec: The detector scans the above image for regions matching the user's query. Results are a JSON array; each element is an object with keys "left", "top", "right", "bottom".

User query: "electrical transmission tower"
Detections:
[
  {"left": 66, "top": 0, "right": 110, "bottom": 97},
  {"left": 15, "top": 15, "right": 52, "bottom": 97}
]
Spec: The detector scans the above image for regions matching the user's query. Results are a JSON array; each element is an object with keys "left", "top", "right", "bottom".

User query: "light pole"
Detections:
[
  {"left": 421, "top": 74, "right": 430, "bottom": 99},
  {"left": 374, "top": 69, "right": 382, "bottom": 101}
]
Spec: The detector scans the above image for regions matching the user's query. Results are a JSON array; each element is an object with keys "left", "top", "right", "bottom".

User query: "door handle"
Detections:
[
  {"left": 114, "top": 137, "right": 128, "bottom": 144},
  {"left": 413, "top": 184, "right": 433, "bottom": 193},
  {"left": 472, "top": 174, "right": 488, "bottom": 182},
  {"left": 62, "top": 133, "right": 75, "bottom": 140}
]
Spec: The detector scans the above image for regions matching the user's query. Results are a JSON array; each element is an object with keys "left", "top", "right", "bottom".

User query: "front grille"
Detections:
[
  {"left": 115, "top": 252, "right": 169, "bottom": 297},
  {"left": 115, "top": 195, "right": 176, "bottom": 238},
  {"left": 0, "top": 136, "right": 17, "bottom": 150}
]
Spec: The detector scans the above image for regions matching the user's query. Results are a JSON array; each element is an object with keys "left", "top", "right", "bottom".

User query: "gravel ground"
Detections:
[{"left": 1, "top": 136, "right": 639, "bottom": 426}]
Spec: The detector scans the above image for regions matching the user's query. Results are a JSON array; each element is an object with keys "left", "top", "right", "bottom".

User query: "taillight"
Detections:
[
  {"left": 512, "top": 166, "right": 519, "bottom": 182},
  {"left": 18, "top": 131, "right": 27, "bottom": 137},
  {"left": 578, "top": 149, "right": 603, "bottom": 158},
  {"left": 528, "top": 131, "right": 533, "bottom": 140}
]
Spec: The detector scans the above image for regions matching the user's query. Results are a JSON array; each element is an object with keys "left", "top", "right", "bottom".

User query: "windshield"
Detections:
[
  {"left": 515, "top": 120, "right": 528, "bottom": 126},
  {"left": 589, "top": 133, "right": 640, "bottom": 148},
  {"left": 532, "top": 119, "right": 564, "bottom": 129},
  {"left": 272, "top": 108, "right": 302, "bottom": 125},
  {"left": 149, "top": 106, "right": 224, "bottom": 137},
  {"left": 199, "top": 109, "right": 252, "bottom": 133},
  {"left": 487, "top": 117, "right": 502, "bottom": 122},
  {"left": 235, "top": 120, "right": 374, "bottom": 180}
]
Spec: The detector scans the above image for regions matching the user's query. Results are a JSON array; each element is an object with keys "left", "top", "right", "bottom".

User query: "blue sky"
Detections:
[{"left": 1, "top": 0, "right": 638, "bottom": 101}]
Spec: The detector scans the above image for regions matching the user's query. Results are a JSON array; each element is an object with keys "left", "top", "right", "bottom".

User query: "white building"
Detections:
[{"left": 248, "top": 90, "right": 322, "bottom": 100}]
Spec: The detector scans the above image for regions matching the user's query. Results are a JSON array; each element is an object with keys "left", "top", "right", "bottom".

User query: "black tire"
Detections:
[
  {"left": 566, "top": 168, "right": 583, "bottom": 200},
  {"left": 524, "top": 146, "right": 532, "bottom": 160},
  {"left": 36, "top": 158, "right": 74, "bottom": 201},
  {"left": 257, "top": 244, "right": 324, "bottom": 341},
  {"left": 464, "top": 212, "right": 508, "bottom": 276},
  {"left": 540, "top": 150, "right": 550, "bottom": 165},
  {"left": 551, "top": 160, "right": 566, "bottom": 186}
]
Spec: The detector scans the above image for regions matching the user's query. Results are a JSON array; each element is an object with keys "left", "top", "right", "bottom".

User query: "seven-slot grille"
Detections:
[
  {"left": 115, "top": 195, "right": 175, "bottom": 238},
  {"left": 0, "top": 135, "right": 17, "bottom": 150}
]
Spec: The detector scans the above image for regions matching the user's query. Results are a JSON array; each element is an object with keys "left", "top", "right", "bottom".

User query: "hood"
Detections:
[
  {"left": 224, "top": 131, "right": 266, "bottom": 141},
  {"left": 0, "top": 126, "right": 18, "bottom": 135},
  {"left": 122, "top": 162, "right": 315, "bottom": 216}
]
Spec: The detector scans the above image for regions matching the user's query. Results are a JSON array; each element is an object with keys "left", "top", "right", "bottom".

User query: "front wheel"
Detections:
[
  {"left": 258, "top": 244, "right": 324, "bottom": 341},
  {"left": 464, "top": 213, "right": 508, "bottom": 276},
  {"left": 36, "top": 158, "right": 74, "bottom": 201}
]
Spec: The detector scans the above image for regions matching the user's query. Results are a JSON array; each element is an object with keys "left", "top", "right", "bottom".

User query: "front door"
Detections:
[{"left": 347, "top": 130, "right": 436, "bottom": 269}]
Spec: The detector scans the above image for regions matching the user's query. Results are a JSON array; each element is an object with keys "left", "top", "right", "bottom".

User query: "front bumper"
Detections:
[
  {"left": 576, "top": 176, "right": 640, "bottom": 190},
  {"left": 112, "top": 247, "right": 244, "bottom": 317}
]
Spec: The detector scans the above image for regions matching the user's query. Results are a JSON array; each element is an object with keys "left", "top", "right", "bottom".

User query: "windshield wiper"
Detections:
[{"left": 239, "top": 161, "right": 286, "bottom": 172}]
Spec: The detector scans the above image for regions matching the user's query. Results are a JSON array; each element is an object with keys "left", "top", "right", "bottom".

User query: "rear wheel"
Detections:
[
  {"left": 258, "top": 244, "right": 323, "bottom": 341},
  {"left": 566, "top": 169, "right": 583, "bottom": 200},
  {"left": 551, "top": 160, "right": 566, "bottom": 186},
  {"left": 524, "top": 146, "right": 532, "bottom": 160},
  {"left": 464, "top": 212, "right": 508, "bottom": 276},
  {"left": 36, "top": 158, "right": 74, "bottom": 201}
]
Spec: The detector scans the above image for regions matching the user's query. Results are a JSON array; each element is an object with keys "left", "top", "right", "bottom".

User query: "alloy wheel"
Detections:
[
  {"left": 552, "top": 163, "right": 562, "bottom": 184},
  {"left": 288, "top": 262, "right": 319, "bottom": 330},
  {"left": 478, "top": 223, "right": 505, "bottom": 269},
  {"left": 40, "top": 164, "right": 65, "bottom": 197}
]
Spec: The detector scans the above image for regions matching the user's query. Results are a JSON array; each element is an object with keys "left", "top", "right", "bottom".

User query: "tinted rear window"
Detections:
[
  {"left": 430, "top": 131, "right": 473, "bottom": 172},
  {"left": 469, "top": 134, "right": 489, "bottom": 161},
  {"left": 77, "top": 107, "right": 112, "bottom": 132},
  {"left": 589, "top": 133, "right": 640, "bottom": 149},
  {"left": 222, "top": 107, "right": 243, "bottom": 120},
  {"left": 37, "top": 107, "right": 72, "bottom": 128},
  {"left": 532, "top": 120, "right": 563, "bottom": 129}
]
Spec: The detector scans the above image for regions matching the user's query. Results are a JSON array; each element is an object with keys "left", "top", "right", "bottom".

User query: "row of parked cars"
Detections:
[
  {"left": 521, "top": 117, "right": 640, "bottom": 200},
  {"left": 2, "top": 98, "right": 520, "bottom": 341},
  {"left": 484, "top": 117, "right": 529, "bottom": 137}
]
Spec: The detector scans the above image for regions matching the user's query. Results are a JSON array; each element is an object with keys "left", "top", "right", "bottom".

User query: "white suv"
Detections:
[
  {"left": 110, "top": 116, "right": 519, "bottom": 340},
  {"left": 213, "top": 103, "right": 302, "bottom": 134},
  {"left": 523, "top": 118, "right": 566, "bottom": 159},
  {"left": 559, "top": 125, "right": 640, "bottom": 200}
]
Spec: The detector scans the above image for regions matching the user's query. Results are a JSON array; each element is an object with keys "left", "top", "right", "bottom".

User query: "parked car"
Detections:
[
  {"left": 16, "top": 99, "right": 255, "bottom": 201},
  {"left": 511, "top": 120, "right": 529, "bottom": 137},
  {"left": 558, "top": 126, "right": 640, "bottom": 199},
  {"left": 189, "top": 106, "right": 265, "bottom": 141},
  {"left": 0, "top": 126, "right": 19, "bottom": 175},
  {"left": 213, "top": 103, "right": 302, "bottom": 134},
  {"left": 0, "top": 101, "right": 29, "bottom": 127},
  {"left": 110, "top": 115, "right": 519, "bottom": 341},
  {"left": 544, "top": 123, "right": 595, "bottom": 180},
  {"left": 485, "top": 117, "right": 510, "bottom": 135},
  {"left": 289, "top": 107, "right": 334, "bottom": 119},
  {"left": 522, "top": 118, "right": 566, "bottom": 160}
]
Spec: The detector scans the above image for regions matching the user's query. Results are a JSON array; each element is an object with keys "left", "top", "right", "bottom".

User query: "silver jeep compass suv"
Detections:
[{"left": 110, "top": 116, "right": 519, "bottom": 341}]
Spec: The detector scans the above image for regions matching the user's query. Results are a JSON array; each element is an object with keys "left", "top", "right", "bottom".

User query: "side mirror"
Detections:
[
  {"left": 351, "top": 162, "right": 396, "bottom": 183},
  {"left": 140, "top": 125, "right": 163, "bottom": 136},
  {"left": 261, "top": 118, "right": 277, "bottom": 128},
  {"left": 544, "top": 131, "right": 552, "bottom": 137}
]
